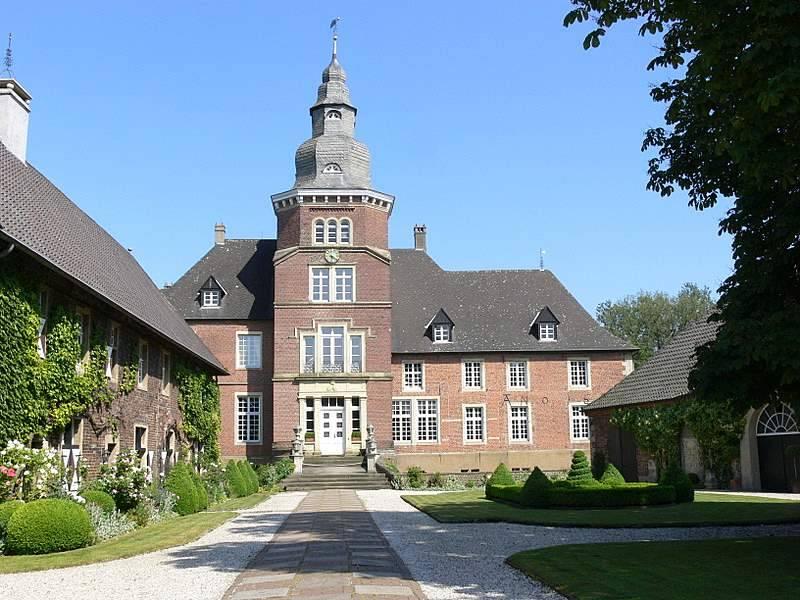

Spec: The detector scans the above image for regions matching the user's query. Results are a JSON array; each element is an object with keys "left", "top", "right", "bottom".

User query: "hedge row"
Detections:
[
  {"left": 486, "top": 481, "right": 676, "bottom": 508},
  {"left": 226, "top": 460, "right": 259, "bottom": 498}
]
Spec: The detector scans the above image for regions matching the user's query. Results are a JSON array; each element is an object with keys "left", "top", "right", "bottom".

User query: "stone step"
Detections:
[{"left": 283, "top": 482, "right": 390, "bottom": 491}]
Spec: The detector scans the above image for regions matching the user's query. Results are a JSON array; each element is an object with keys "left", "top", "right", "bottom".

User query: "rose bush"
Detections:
[{"left": 0, "top": 440, "right": 63, "bottom": 501}]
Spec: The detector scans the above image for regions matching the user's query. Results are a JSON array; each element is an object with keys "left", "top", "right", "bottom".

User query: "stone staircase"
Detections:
[{"left": 282, "top": 455, "right": 392, "bottom": 491}]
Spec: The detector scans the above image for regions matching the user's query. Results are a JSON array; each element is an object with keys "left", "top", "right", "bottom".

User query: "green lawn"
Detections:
[
  {"left": 209, "top": 490, "right": 273, "bottom": 512},
  {"left": 402, "top": 490, "right": 800, "bottom": 527},
  {"left": 507, "top": 537, "right": 800, "bottom": 600}
]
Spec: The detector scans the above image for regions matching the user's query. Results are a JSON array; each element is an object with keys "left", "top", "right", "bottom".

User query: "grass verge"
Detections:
[
  {"left": 209, "top": 490, "right": 273, "bottom": 512},
  {"left": 0, "top": 511, "right": 235, "bottom": 574},
  {"left": 402, "top": 489, "right": 800, "bottom": 527},
  {"left": 507, "top": 537, "right": 800, "bottom": 599}
]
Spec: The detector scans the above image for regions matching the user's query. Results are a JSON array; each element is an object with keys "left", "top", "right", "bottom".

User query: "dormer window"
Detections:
[
  {"left": 199, "top": 276, "right": 225, "bottom": 309},
  {"left": 530, "top": 306, "right": 559, "bottom": 341},
  {"left": 426, "top": 308, "right": 455, "bottom": 343},
  {"left": 433, "top": 324, "right": 452, "bottom": 343},
  {"left": 202, "top": 290, "right": 220, "bottom": 307}
]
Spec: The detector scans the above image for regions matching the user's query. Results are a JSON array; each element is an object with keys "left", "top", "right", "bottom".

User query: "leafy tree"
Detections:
[
  {"left": 597, "top": 283, "right": 714, "bottom": 366},
  {"left": 565, "top": 2, "right": 800, "bottom": 413}
]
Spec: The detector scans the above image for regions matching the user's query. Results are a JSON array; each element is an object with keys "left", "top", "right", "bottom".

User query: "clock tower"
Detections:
[{"left": 270, "top": 33, "right": 394, "bottom": 455}]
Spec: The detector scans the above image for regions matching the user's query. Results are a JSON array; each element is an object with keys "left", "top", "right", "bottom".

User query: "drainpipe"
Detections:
[{"left": 0, "top": 241, "right": 15, "bottom": 259}]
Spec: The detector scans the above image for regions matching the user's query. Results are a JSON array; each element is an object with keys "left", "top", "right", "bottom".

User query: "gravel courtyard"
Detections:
[
  {"left": 0, "top": 492, "right": 305, "bottom": 600},
  {"left": 359, "top": 490, "right": 800, "bottom": 600}
]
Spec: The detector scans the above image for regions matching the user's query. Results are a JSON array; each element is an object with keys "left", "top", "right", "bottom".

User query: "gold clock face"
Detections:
[{"left": 324, "top": 248, "right": 340, "bottom": 264}]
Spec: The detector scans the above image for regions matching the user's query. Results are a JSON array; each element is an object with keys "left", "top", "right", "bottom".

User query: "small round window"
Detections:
[
  {"left": 323, "top": 163, "right": 342, "bottom": 174},
  {"left": 326, "top": 110, "right": 342, "bottom": 120}
]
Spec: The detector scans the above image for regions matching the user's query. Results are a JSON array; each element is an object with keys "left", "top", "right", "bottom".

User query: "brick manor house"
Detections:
[{"left": 166, "top": 41, "right": 636, "bottom": 473}]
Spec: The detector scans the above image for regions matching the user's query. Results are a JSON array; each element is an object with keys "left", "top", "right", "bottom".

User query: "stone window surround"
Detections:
[
  {"left": 235, "top": 392, "right": 262, "bottom": 445},
  {"left": 506, "top": 360, "right": 529, "bottom": 391},
  {"left": 507, "top": 401, "right": 532, "bottom": 443},
  {"left": 461, "top": 358, "right": 485, "bottom": 391},
  {"left": 236, "top": 331, "right": 263, "bottom": 370},
  {"left": 569, "top": 402, "right": 590, "bottom": 442},
  {"left": 297, "top": 321, "right": 367, "bottom": 375},
  {"left": 402, "top": 360, "right": 425, "bottom": 392},
  {"left": 312, "top": 217, "right": 353, "bottom": 246},
  {"left": 137, "top": 339, "right": 149, "bottom": 390},
  {"left": 568, "top": 357, "right": 591, "bottom": 390},
  {"left": 309, "top": 264, "right": 356, "bottom": 303},
  {"left": 462, "top": 403, "right": 487, "bottom": 445},
  {"left": 391, "top": 396, "right": 440, "bottom": 445}
]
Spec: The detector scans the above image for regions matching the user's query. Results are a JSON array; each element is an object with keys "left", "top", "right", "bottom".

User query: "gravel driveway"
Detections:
[
  {"left": 0, "top": 491, "right": 305, "bottom": 600},
  {"left": 359, "top": 490, "right": 800, "bottom": 600}
]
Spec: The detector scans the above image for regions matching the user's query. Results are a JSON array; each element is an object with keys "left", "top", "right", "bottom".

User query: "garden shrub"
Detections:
[
  {"left": 257, "top": 463, "right": 278, "bottom": 488},
  {"left": 190, "top": 469, "right": 209, "bottom": 510},
  {"left": 520, "top": 467, "right": 552, "bottom": 507},
  {"left": 86, "top": 503, "right": 135, "bottom": 542},
  {"left": 96, "top": 450, "right": 148, "bottom": 511},
  {"left": 242, "top": 461, "right": 259, "bottom": 494},
  {"left": 5, "top": 498, "right": 93, "bottom": 555},
  {"left": 274, "top": 457, "right": 295, "bottom": 480},
  {"left": 406, "top": 466, "right": 426, "bottom": 489},
  {"left": 591, "top": 450, "right": 608, "bottom": 481},
  {"left": 164, "top": 463, "right": 199, "bottom": 515},
  {"left": 659, "top": 462, "right": 695, "bottom": 503},
  {"left": 599, "top": 463, "right": 626, "bottom": 486},
  {"left": 486, "top": 483, "right": 523, "bottom": 503},
  {"left": 0, "top": 499, "right": 24, "bottom": 537},
  {"left": 201, "top": 463, "right": 228, "bottom": 504},
  {"left": 225, "top": 461, "right": 249, "bottom": 498},
  {"left": 428, "top": 472, "right": 446, "bottom": 488},
  {"left": 687, "top": 472, "right": 702, "bottom": 488},
  {"left": 566, "top": 451, "right": 596, "bottom": 486},
  {"left": 548, "top": 484, "right": 676, "bottom": 508},
  {"left": 133, "top": 487, "right": 177, "bottom": 526},
  {"left": 487, "top": 463, "right": 515, "bottom": 487},
  {"left": 80, "top": 490, "right": 116, "bottom": 514},
  {"left": 0, "top": 441, "right": 63, "bottom": 501}
]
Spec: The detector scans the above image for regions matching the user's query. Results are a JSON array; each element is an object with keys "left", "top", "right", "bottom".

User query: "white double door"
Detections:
[{"left": 320, "top": 407, "right": 345, "bottom": 455}]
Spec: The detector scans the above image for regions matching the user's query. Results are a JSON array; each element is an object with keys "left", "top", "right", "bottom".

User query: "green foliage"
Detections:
[
  {"left": 225, "top": 461, "right": 248, "bottom": 498},
  {"left": 0, "top": 440, "right": 63, "bottom": 501},
  {"left": 488, "top": 463, "right": 515, "bottom": 487},
  {"left": 0, "top": 500, "right": 24, "bottom": 538},
  {"left": 406, "top": 466, "right": 426, "bottom": 489},
  {"left": 80, "top": 490, "right": 116, "bottom": 514},
  {"left": 565, "top": 1, "right": 800, "bottom": 413},
  {"left": 164, "top": 463, "right": 199, "bottom": 515},
  {"left": 256, "top": 459, "right": 294, "bottom": 490},
  {"left": 520, "top": 467, "right": 552, "bottom": 508},
  {"left": 486, "top": 483, "right": 523, "bottom": 503},
  {"left": 274, "top": 458, "right": 294, "bottom": 480},
  {"left": 5, "top": 498, "right": 93, "bottom": 555},
  {"left": 173, "top": 361, "right": 221, "bottom": 465},
  {"left": 659, "top": 462, "right": 695, "bottom": 503},
  {"left": 596, "top": 284, "right": 715, "bottom": 366},
  {"left": 238, "top": 461, "right": 258, "bottom": 495},
  {"left": 201, "top": 463, "right": 228, "bottom": 504},
  {"left": 428, "top": 472, "right": 446, "bottom": 488},
  {"left": 548, "top": 484, "right": 676, "bottom": 508},
  {"left": 96, "top": 450, "right": 148, "bottom": 511},
  {"left": 566, "top": 451, "right": 595, "bottom": 485},
  {"left": 683, "top": 400, "right": 744, "bottom": 483},
  {"left": 600, "top": 463, "right": 626, "bottom": 486},
  {"left": 189, "top": 469, "right": 209, "bottom": 511},
  {"left": 612, "top": 405, "right": 684, "bottom": 476}
]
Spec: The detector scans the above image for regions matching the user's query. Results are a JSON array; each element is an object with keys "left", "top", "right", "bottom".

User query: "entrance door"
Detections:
[
  {"left": 756, "top": 403, "right": 800, "bottom": 492},
  {"left": 320, "top": 408, "right": 345, "bottom": 455},
  {"left": 608, "top": 424, "right": 639, "bottom": 482}
]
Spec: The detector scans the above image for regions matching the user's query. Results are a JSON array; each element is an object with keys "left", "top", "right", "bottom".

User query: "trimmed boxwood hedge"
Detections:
[
  {"left": 0, "top": 500, "right": 24, "bottom": 537},
  {"left": 486, "top": 483, "right": 523, "bottom": 503},
  {"left": 226, "top": 460, "right": 249, "bottom": 498},
  {"left": 190, "top": 469, "right": 209, "bottom": 511},
  {"left": 487, "top": 463, "right": 515, "bottom": 487},
  {"left": 80, "top": 490, "right": 116, "bottom": 514},
  {"left": 5, "top": 498, "right": 93, "bottom": 555},
  {"left": 240, "top": 460, "right": 259, "bottom": 495},
  {"left": 165, "top": 463, "right": 199, "bottom": 515},
  {"left": 520, "top": 467, "right": 552, "bottom": 507},
  {"left": 547, "top": 484, "right": 676, "bottom": 507},
  {"left": 599, "top": 463, "right": 626, "bottom": 486},
  {"left": 660, "top": 462, "right": 695, "bottom": 503}
]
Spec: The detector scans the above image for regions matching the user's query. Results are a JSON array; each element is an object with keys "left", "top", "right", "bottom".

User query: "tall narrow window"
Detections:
[
  {"left": 403, "top": 362, "right": 424, "bottom": 391},
  {"left": 463, "top": 360, "right": 484, "bottom": 390},
  {"left": 37, "top": 289, "right": 49, "bottom": 358},
  {"left": 321, "top": 326, "right": 345, "bottom": 373},
  {"left": 417, "top": 399, "right": 439, "bottom": 442},
  {"left": 464, "top": 406, "right": 485, "bottom": 442},
  {"left": 311, "top": 267, "right": 331, "bottom": 302},
  {"left": 107, "top": 324, "right": 120, "bottom": 380},
  {"left": 237, "top": 394, "right": 262, "bottom": 443},
  {"left": 303, "top": 335, "right": 316, "bottom": 373},
  {"left": 334, "top": 267, "right": 354, "bottom": 301},
  {"left": 350, "top": 335, "right": 363, "bottom": 373},
  {"left": 392, "top": 399, "right": 412, "bottom": 443},
  {"left": 305, "top": 398, "right": 315, "bottom": 433},
  {"left": 326, "top": 219, "right": 338, "bottom": 244},
  {"left": 352, "top": 397, "right": 361, "bottom": 432},
  {"left": 314, "top": 219, "right": 325, "bottom": 244},
  {"left": 236, "top": 333, "right": 262, "bottom": 369},
  {"left": 340, "top": 219, "right": 351, "bottom": 244},
  {"left": 507, "top": 361, "right": 528, "bottom": 390},
  {"left": 137, "top": 340, "right": 148, "bottom": 389},
  {"left": 160, "top": 351, "right": 171, "bottom": 395},
  {"left": 510, "top": 405, "right": 530, "bottom": 442},
  {"left": 570, "top": 403, "right": 590, "bottom": 441},
  {"left": 569, "top": 359, "right": 589, "bottom": 388}
]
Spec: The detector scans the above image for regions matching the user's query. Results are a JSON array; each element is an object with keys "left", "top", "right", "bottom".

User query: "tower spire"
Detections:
[
  {"left": 3, "top": 33, "right": 13, "bottom": 78},
  {"left": 330, "top": 17, "right": 341, "bottom": 58}
]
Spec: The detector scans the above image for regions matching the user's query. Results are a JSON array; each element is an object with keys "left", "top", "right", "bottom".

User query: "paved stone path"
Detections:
[{"left": 223, "top": 489, "right": 425, "bottom": 600}]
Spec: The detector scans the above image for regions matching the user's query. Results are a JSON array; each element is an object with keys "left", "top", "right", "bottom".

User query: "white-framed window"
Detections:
[
  {"left": 310, "top": 266, "right": 354, "bottom": 302},
  {"left": 160, "top": 351, "right": 171, "bottom": 395},
  {"left": 507, "top": 361, "right": 528, "bottom": 390},
  {"left": 433, "top": 324, "right": 452, "bottom": 343},
  {"left": 509, "top": 404, "right": 530, "bottom": 442},
  {"left": 37, "top": 288, "right": 49, "bottom": 358},
  {"left": 350, "top": 334, "right": 363, "bottom": 373},
  {"left": 568, "top": 359, "right": 590, "bottom": 389},
  {"left": 403, "top": 361, "right": 424, "bottom": 391},
  {"left": 321, "top": 326, "right": 345, "bottom": 373},
  {"left": 463, "top": 405, "right": 486, "bottom": 443},
  {"left": 236, "top": 332, "right": 262, "bottom": 369},
  {"left": 327, "top": 218, "right": 338, "bottom": 244},
  {"left": 539, "top": 322, "right": 556, "bottom": 340},
  {"left": 392, "top": 399, "right": 412, "bottom": 443},
  {"left": 570, "top": 403, "right": 590, "bottom": 441},
  {"left": 339, "top": 219, "right": 351, "bottom": 244},
  {"left": 302, "top": 335, "right": 316, "bottom": 373},
  {"left": 462, "top": 360, "right": 484, "bottom": 390},
  {"left": 106, "top": 323, "right": 120, "bottom": 380},
  {"left": 236, "top": 394, "right": 262, "bottom": 444},
  {"left": 313, "top": 217, "right": 353, "bottom": 245},
  {"left": 299, "top": 324, "right": 365, "bottom": 374},
  {"left": 137, "top": 340, "right": 148, "bottom": 389},
  {"left": 416, "top": 399, "right": 439, "bottom": 442},
  {"left": 314, "top": 219, "right": 325, "bottom": 244},
  {"left": 201, "top": 289, "right": 221, "bottom": 308}
]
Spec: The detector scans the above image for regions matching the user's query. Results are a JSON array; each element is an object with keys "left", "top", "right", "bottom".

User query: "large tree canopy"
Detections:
[
  {"left": 566, "top": 1, "right": 800, "bottom": 413},
  {"left": 597, "top": 283, "right": 714, "bottom": 366}
]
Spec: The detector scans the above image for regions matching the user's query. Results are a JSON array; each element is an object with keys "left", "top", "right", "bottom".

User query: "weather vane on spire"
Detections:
[
  {"left": 329, "top": 17, "right": 341, "bottom": 56},
  {"left": 3, "top": 33, "right": 13, "bottom": 78}
]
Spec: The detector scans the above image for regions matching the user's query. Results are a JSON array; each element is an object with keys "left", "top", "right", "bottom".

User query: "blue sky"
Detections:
[{"left": 7, "top": 1, "right": 732, "bottom": 315}]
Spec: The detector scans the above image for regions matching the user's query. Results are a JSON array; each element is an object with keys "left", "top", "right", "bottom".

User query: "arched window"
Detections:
[
  {"left": 326, "top": 110, "right": 342, "bottom": 120},
  {"left": 339, "top": 219, "right": 351, "bottom": 244},
  {"left": 326, "top": 219, "right": 338, "bottom": 244},
  {"left": 314, "top": 219, "right": 325, "bottom": 244},
  {"left": 757, "top": 403, "right": 799, "bottom": 436},
  {"left": 323, "top": 163, "right": 342, "bottom": 174}
]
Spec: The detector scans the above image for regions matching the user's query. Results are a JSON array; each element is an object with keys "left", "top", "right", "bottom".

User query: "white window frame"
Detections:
[
  {"left": 350, "top": 333, "right": 364, "bottom": 373},
  {"left": 312, "top": 217, "right": 353, "bottom": 246},
  {"left": 137, "top": 339, "right": 148, "bottom": 390},
  {"left": 201, "top": 289, "right": 221, "bottom": 308},
  {"left": 463, "top": 404, "right": 487, "bottom": 444},
  {"left": 462, "top": 359, "right": 485, "bottom": 391},
  {"left": 235, "top": 393, "right": 262, "bottom": 444},
  {"left": 236, "top": 331, "right": 263, "bottom": 370},
  {"left": 320, "top": 325, "right": 346, "bottom": 373},
  {"left": 339, "top": 218, "right": 352, "bottom": 245},
  {"left": 432, "top": 323, "right": 452, "bottom": 343},
  {"left": 107, "top": 322, "right": 120, "bottom": 381},
  {"left": 508, "top": 403, "right": 531, "bottom": 443},
  {"left": 333, "top": 266, "right": 354, "bottom": 302},
  {"left": 415, "top": 398, "right": 440, "bottom": 443},
  {"left": 392, "top": 398, "right": 413, "bottom": 444},
  {"left": 402, "top": 361, "right": 425, "bottom": 392},
  {"left": 570, "top": 402, "right": 590, "bottom": 442},
  {"left": 568, "top": 358, "right": 591, "bottom": 389},
  {"left": 539, "top": 322, "right": 556, "bottom": 341},
  {"left": 313, "top": 218, "right": 325, "bottom": 244},
  {"left": 160, "top": 350, "right": 171, "bottom": 396},
  {"left": 309, "top": 265, "right": 356, "bottom": 303},
  {"left": 506, "top": 360, "right": 529, "bottom": 390}
]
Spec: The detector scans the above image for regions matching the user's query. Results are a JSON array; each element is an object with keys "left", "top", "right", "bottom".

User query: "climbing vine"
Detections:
[
  {"left": 174, "top": 360, "right": 221, "bottom": 464},
  {"left": 611, "top": 404, "right": 684, "bottom": 475}
]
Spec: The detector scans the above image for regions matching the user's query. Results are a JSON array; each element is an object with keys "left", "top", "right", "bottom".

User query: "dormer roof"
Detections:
[{"left": 530, "top": 305, "right": 560, "bottom": 328}]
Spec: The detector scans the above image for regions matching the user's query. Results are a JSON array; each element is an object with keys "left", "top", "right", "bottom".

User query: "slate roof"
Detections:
[
  {"left": 586, "top": 318, "right": 719, "bottom": 411},
  {"left": 391, "top": 250, "right": 635, "bottom": 354},
  {"left": 0, "top": 142, "right": 225, "bottom": 374},
  {"left": 163, "top": 239, "right": 276, "bottom": 321}
]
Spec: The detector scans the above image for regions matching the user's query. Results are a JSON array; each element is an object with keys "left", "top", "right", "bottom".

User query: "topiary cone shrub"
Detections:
[
  {"left": 165, "top": 463, "right": 199, "bottom": 515},
  {"left": 488, "top": 463, "right": 515, "bottom": 487},
  {"left": 189, "top": 469, "right": 209, "bottom": 511},
  {"left": 659, "top": 462, "right": 695, "bottom": 503},
  {"left": 80, "top": 490, "right": 116, "bottom": 514},
  {"left": 226, "top": 461, "right": 248, "bottom": 498},
  {"left": 566, "top": 451, "right": 596, "bottom": 486},
  {"left": 600, "top": 463, "right": 626, "bottom": 486},
  {"left": 520, "top": 467, "right": 552, "bottom": 507},
  {"left": 242, "top": 460, "right": 259, "bottom": 494},
  {"left": 5, "top": 498, "right": 93, "bottom": 555}
]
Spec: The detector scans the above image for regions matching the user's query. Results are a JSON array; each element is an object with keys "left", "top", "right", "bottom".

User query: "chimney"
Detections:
[
  {"left": 414, "top": 224, "right": 427, "bottom": 252},
  {"left": 214, "top": 223, "right": 226, "bottom": 245},
  {"left": 0, "top": 79, "right": 32, "bottom": 162}
]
